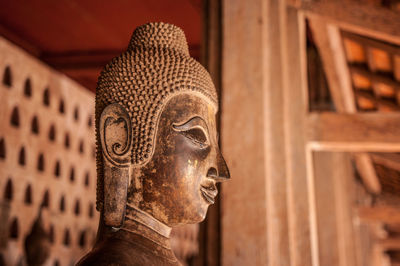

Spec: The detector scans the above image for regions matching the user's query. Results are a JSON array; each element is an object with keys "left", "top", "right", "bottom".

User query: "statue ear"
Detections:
[{"left": 99, "top": 103, "right": 132, "bottom": 228}]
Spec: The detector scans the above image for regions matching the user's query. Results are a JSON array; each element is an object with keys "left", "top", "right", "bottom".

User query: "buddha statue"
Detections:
[{"left": 77, "top": 22, "right": 230, "bottom": 266}]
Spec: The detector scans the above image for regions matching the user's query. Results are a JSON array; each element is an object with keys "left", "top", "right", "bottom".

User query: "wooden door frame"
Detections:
[{"left": 219, "top": 0, "right": 400, "bottom": 265}]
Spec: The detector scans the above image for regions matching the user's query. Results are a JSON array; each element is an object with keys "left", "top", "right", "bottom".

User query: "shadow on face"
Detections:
[{"left": 131, "top": 93, "right": 230, "bottom": 226}]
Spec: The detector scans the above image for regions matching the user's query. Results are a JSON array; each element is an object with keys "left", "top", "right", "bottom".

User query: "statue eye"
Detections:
[
  {"left": 181, "top": 128, "right": 209, "bottom": 148},
  {"left": 172, "top": 117, "right": 210, "bottom": 148}
]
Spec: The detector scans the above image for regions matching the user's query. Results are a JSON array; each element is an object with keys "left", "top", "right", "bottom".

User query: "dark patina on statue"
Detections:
[{"left": 77, "top": 22, "right": 229, "bottom": 266}]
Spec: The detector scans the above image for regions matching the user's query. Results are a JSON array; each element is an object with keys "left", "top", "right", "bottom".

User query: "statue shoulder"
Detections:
[
  {"left": 76, "top": 248, "right": 131, "bottom": 266},
  {"left": 75, "top": 237, "right": 171, "bottom": 266},
  {"left": 76, "top": 240, "right": 139, "bottom": 266}
]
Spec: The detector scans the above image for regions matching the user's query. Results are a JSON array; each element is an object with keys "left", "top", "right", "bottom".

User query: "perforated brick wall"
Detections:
[{"left": 0, "top": 37, "right": 98, "bottom": 266}]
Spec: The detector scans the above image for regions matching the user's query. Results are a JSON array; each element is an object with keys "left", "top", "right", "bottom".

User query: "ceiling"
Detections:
[{"left": 0, "top": 0, "right": 203, "bottom": 91}]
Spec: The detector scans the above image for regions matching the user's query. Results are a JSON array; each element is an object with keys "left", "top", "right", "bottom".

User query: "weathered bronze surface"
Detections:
[{"left": 77, "top": 22, "right": 229, "bottom": 265}]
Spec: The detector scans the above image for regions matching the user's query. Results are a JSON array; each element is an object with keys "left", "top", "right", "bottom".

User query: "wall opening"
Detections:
[
  {"left": 88, "top": 203, "right": 94, "bottom": 218},
  {"left": 42, "top": 190, "right": 50, "bottom": 208},
  {"left": 79, "top": 140, "right": 84, "bottom": 154},
  {"left": 78, "top": 231, "right": 86, "bottom": 248},
  {"left": 24, "top": 185, "right": 32, "bottom": 204},
  {"left": 63, "top": 229, "right": 70, "bottom": 246},
  {"left": 43, "top": 88, "right": 50, "bottom": 106},
  {"left": 87, "top": 116, "right": 92, "bottom": 128},
  {"left": 54, "top": 160, "right": 61, "bottom": 178},
  {"left": 9, "top": 218, "right": 19, "bottom": 239},
  {"left": 18, "top": 147, "right": 26, "bottom": 166},
  {"left": 24, "top": 78, "right": 32, "bottom": 97},
  {"left": 70, "top": 167, "right": 75, "bottom": 182},
  {"left": 31, "top": 116, "right": 39, "bottom": 134},
  {"left": 49, "top": 124, "right": 56, "bottom": 141},
  {"left": 37, "top": 153, "right": 45, "bottom": 172},
  {"left": 59, "top": 99, "right": 65, "bottom": 114},
  {"left": 49, "top": 224, "right": 55, "bottom": 243},
  {"left": 10, "top": 106, "right": 20, "bottom": 127},
  {"left": 59, "top": 195, "right": 65, "bottom": 212},
  {"left": 64, "top": 133, "right": 70, "bottom": 149},
  {"left": 2, "top": 66, "right": 12, "bottom": 87},
  {"left": 4, "top": 179, "right": 13, "bottom": 201},
  {"left": 74, "top": 106, "right": 79, "bottom": 121},
  {"left": 84, "top": 172, "right": 90, "bottom": 187},
  {"left": 0, "top": 138, "right": 5, "bottom": 159},
  {"left": 74, "top": 199, "right": 80, "bottom": 216}
]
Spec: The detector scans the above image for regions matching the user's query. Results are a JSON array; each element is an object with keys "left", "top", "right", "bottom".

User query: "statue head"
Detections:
[{"left": 96, "top": 22, "right": 230, "bottom": 228}]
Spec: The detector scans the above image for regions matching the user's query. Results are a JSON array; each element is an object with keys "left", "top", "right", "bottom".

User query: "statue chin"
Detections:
[{"left": 77, "top": 22, "right": 229, "bottom": 266}]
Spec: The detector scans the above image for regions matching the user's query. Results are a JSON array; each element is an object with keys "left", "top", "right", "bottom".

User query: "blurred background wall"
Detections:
[{"left": 0, "top": 37, "right": 98, "bottom": 265}]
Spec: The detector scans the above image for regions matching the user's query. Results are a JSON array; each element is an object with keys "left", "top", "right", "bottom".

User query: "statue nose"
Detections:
[{"left": 206, "top": 151, "right": 230, "bottom": 182}]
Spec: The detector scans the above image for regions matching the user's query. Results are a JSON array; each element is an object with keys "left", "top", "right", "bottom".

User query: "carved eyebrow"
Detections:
[{"left": 172, "top": 116, "right": 209, "bottom": 133}]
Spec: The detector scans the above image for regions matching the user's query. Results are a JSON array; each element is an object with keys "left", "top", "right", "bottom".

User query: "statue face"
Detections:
[{"left": 133, "top": 93, "right": 229, "bottom": 226}]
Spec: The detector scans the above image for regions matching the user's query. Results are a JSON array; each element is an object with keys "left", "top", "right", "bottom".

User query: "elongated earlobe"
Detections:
[{"left": 99, "top": 103, "right": 132, "bottom": 228}]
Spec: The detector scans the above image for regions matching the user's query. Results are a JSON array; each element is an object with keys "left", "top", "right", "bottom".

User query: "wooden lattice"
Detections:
[
  {"left": 0, "top": 37, "right": 98, "bottom": 266},
  {"left": 342, "top": 31, "right": 400, "bottom": 112}
]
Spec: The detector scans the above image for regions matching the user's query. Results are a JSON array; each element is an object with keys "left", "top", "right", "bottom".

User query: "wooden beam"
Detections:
[
  {"left": 307, "top": 112, "right": 400, "bottom": 152},
  {"left": 357, "top": 206, "right": 400, "bottom": 224},
  {"left": 312, "top": 152, "right": 341, "bottom": 266},
  {"left": 60, "top": 68, "right": 102, "bottom": 78},
  {"left": 349, "top": 65, "right": 400, "bottom": 93},
  {"left": 282, "top": 7, "right": 313, "bottom": 266},
  {"left": 376, "top": 238, "right": 400, "bottom": 250},
  {"left": 353, "top": 153, "right": 381, "bottom": 194},
  {"left": 372, "top": 238, "right": 400, "bottom": 265},
  {"left": 40, "top": 45, "right": 200, "bottom": 71},
  {"left": 370, "top": 153, "right": 400, "bottom": 172},
  {"left": 312, "top": 152, "right": 357, "bottom": 266},
  {"left": 295, "top": 1, "right": 400, "bottom": 45},
  {"left": 0, "top": 22, "right": 41, "bottom": 57},
  {"left": 308, "top": 18, "right": 356, "bottom": 112},
  {"left": 40, "top": 51, "right": 121, "bottom": 70},
  {"left": 342, "top": 31, "right": 400, "bottom": 57}
]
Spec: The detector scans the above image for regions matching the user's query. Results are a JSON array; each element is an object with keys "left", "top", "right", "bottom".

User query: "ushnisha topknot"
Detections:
[
  {"left": 128, "top": 23, "right": 190, "bottom": 56},
  {"left": 95, "top": 22, "right": 218, "bottom": 210}
]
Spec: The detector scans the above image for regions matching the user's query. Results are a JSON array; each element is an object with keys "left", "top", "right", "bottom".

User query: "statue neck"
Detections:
[
  {"left": 91, "top": 207, "right": 178, "bottom": 265},
  {"left": 120, "top": 203, "right": 172, "bottom": 249}
]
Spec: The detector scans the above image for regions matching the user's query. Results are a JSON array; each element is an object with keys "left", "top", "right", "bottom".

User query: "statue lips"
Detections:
[{"left": 200, "top": 184, "right": 218, "bottom": 204}]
